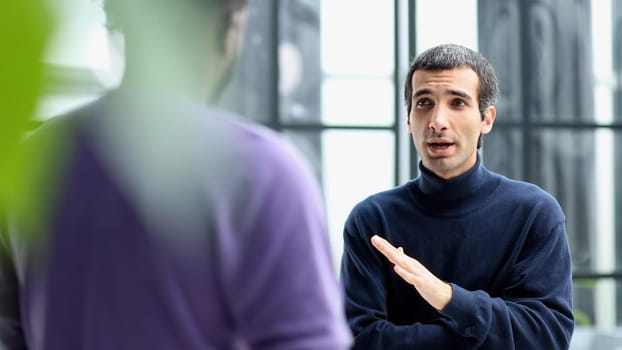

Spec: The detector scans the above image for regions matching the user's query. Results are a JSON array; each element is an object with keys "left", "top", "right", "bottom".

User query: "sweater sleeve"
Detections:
[
  {"left": 340, "top": 207, "right": 463, "bottom": 349},
  {"left": 440, "top": 220, "right": 574, "bottom": 349}
]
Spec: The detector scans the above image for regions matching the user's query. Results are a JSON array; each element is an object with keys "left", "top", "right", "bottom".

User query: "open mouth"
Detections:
[
  {"left": 429, "top": 142, "right": 452, "bottom": 149},
  {"left": 426, "top": 141, "right": 455, "bottom": 155}
]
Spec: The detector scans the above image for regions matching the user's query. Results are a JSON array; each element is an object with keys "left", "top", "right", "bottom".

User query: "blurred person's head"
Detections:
[
  {"left": 404, "top": 44, "right": 498, "bottom": 124},
  {"left": 102, "top": 0, "right": 248, "bottom": 103}
]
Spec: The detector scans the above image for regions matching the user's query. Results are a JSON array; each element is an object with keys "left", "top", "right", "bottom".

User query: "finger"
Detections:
[
  {"left": 394, "top": 264, "right": 417, "bottom": 284},
  {"left": 391, "top": 247, "right": 426, "bottom": 275},
  {"left": 371, "top": 235, "right": 401, "bottom": 263},
  {"left": 370, "top": 235, "right": 391, "bottom": 253}
]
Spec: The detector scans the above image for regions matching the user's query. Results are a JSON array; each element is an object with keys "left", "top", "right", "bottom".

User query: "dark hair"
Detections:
[
  {"left": 103, "top": 0, "right": 248, "bottom": 32},
  {"left": 403, "top": 44, "right": 499, "bottom": 121}
]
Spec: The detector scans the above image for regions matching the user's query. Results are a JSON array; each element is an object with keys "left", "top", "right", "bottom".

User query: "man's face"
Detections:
[{"left": 407, "top": 68, "right": 495, "bottom": 179}]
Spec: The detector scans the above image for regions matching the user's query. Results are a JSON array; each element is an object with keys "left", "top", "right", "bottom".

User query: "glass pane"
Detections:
[
  {"left": 320, "top": 0, "right": 394, "bottom": 76},
  {"left": 481, "top": 127, "right": 523, "bottom": 181},
  {"left": 284, "top": 130, "right": 395, "bottom": 269},
  {"left": 572, "top": 279, "right": 622, "bottom": 331},
  {"left": 278, "top": 0, "right": 322, "bottom": 124},
  {"left": 524, "top": 130, "right": 597, "bottom": 275},
  {"left": 321, "top": 78, "right": 394, "bottom": 126},
  {"left": 416, "top": 0, "right": 478, "bottom": 53}
]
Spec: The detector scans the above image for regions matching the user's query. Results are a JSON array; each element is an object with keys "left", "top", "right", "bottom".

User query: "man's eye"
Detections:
[
  {"left": 416, "top": 99, "right": 432, "bottom": 107},
  {"left": 452, "top": 99, "right": 466, "bottom": 107}
]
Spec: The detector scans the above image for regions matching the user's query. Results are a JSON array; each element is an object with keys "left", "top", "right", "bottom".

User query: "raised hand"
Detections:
[{"left": 370, "top": 235, "right": 453, "bottom": 311}]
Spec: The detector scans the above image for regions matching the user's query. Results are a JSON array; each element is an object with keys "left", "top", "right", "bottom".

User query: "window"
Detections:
[
  {"left": 278, "top": 1, "right": 402, "bottom": 267},
  {"left": 39, "top": 1, "right": 622, "bottom": 334},
  {"left": 477, "top": 0, "right": 622, "bottom": 331}
]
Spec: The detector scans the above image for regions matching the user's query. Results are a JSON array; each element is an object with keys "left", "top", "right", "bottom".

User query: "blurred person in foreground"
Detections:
[
  {"left": 0, "top": 0, "right": 52, "bottom": 226},
  {"left": 0, "top": 0, "right": 54, "bottom": 347},
  {"left": 340, "top": 44, "right": 574, "bottom": 349},
  {"left": 0, "top": 0, "right": 352, "bottom": 349}
]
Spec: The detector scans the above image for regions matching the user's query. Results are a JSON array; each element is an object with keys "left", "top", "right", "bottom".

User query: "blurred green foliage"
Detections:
[{"left": 0, "top": 0, "right": 55, "bottom": 217}]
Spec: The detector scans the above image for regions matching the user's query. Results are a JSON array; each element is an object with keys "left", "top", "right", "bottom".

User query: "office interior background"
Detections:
[{"left": 38, "top": 0, "right": 622, "bottom": 344}]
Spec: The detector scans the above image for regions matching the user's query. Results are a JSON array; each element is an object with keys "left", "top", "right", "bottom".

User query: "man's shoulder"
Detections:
[
  {"left": 27, "top": 95, "right": 104, "bottom": 139},
  {"left": 44, "top": 91, "right": 306, "bottom": 173},
  {"left": 33, "top": 92, "right": 317, "bottom": 200},
  {"left": 215, "top": 113, "right": 315, "bottom": 183},
  {"left": 492, "top": 172, "right": 564, "bottom": 214},
  {"left": 215, "top": 112, "right": 298, "bottom": 162},
  {"left": 496, "top": 174, "right": 556, "bottom": 200},
  {"left": 349, "top": 183, "right": 413, "bottom": 216},
  {"left": 368, "top": 182, "right": 412, "bottom": 201}
]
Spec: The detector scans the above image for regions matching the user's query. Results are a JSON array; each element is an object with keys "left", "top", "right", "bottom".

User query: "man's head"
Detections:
[
  {"left": 405, "top": 44, "right": 498, "bottom": 179},
  {"left": 404, "top": 44, "right": 498, "bottom": 121},
  {"left": 103, "top": 0, "right": 248, "bottom": 102}
]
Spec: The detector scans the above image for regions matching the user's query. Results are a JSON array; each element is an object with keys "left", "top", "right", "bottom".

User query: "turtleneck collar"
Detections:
[{"left": 409, "top": 155, "right": 500, "bottom": 216}]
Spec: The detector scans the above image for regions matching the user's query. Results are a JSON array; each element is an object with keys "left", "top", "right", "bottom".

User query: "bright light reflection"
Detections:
[
  {"left": 321, "top": 0, "right": 394, "bottom": 76},
  {"left": 322, "top": 130, "right": 395, "bottom": 270},
  {"left": 321, "top": 78, "right": 394, "bottom": 125},
  {"left": 416, "top": 0, "right": 478, "bottom": 53}
]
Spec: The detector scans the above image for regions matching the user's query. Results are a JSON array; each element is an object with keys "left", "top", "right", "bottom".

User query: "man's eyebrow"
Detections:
[
  {"left": 413, "top": 88, "right": 432, "bottom": 98},
  {"left": 447, "top": 89, "right": 473, "bottom": 101},
  {"left": 413, "top": 88, "right": 474, "bottom": 101}
]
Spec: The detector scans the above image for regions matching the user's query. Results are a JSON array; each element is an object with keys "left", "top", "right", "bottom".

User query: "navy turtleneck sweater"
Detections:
[{"left": 340, "top": 157, "right": 574, "bottom": 349}]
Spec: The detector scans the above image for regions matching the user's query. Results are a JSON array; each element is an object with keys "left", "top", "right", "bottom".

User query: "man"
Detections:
[
  {"left": 0, "top": 1, "right": 351, "bottom": 349},
  {"left": 340, "top": 44, "right": 574, "bottom": 349}
]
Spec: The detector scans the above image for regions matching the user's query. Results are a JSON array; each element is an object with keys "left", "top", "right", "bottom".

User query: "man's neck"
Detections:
[{"left": 120, "top": 40, "right": 223, "bottom": 103}]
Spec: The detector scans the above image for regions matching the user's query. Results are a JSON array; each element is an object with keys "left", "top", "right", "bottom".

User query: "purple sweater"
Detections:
[{"left": 0, "top": 90, "right": 352, "bottom": 350}]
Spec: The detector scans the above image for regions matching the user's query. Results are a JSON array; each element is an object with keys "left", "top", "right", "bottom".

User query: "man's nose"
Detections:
[{"left": 429, "top": 107, "right": 449, "bottom": 132}]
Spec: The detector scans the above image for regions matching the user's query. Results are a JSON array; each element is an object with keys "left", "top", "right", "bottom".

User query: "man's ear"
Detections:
[{"left": 481, "top": 105, "right": 496, "bottom": 135}]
